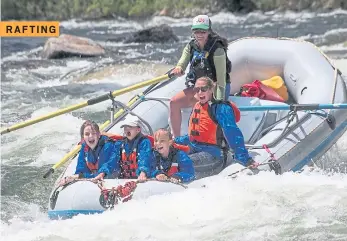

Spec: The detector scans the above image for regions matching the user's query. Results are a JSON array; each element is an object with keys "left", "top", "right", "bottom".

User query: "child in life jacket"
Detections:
[
  {"left": 59, "top": 120, "right": 120, "bottom": 186},
  {"left": 118, "top": 115, "right": 154, "bottom": 182},
  {"left": 151, "top": 128, "right": 195, "bottom": 184}
]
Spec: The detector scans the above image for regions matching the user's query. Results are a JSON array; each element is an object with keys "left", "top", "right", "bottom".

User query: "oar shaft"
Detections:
[
  {"left": 1, "top": 102, "right": 88, "bottom": 135},
  {"left": 238, "top": 103, "right": 347, "bottom": 111},
  {"left": 2, "top": 74, "right": 171, "bottom": 135}
]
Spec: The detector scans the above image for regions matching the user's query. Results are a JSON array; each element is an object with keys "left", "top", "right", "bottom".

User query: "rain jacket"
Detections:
[
  {"left": 151, "top": 148, "right": 195, "bottom": 183},
  {"left": 175, "top": 102, "right": 251, "bottom": 166},
  {"left": 121, "top": 134, "right": 154, "bottom": 177},
  {"left": 75, "top": 135, "right": 121, "bottom": 178}
]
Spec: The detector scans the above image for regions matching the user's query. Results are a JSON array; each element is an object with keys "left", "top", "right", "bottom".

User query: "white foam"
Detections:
[
  {"left": 1, "top": 106, "right": 83, "bottom": 166},
  {"left": 316, "top": 8, "right": 347, "bottom": 17},
  {"left": 1, "top": 47, "right": 42, "bottom": 63},
  {"left": 298, "top": 28, "right": 347, "bottom": 44},
  {"left": 60, "top": 18, "right": 143, "bottom": 30},
  {"left": 333, "top": 59, "right": 347, "bottom": 74},
  {"left": 1, "top": 171, "right": 346, "bottom": 241},
  {"left": 320, "top": 42, "right": 347, "bottom": 52},
  {"left": 210, "top": 12, "right": 243, "bottom": 24},
  {"left": 1, "top": 63, "right": 172, "bottom": 167},
  {"left": 270, "top": 10, "right": 315, "bottom": 22},
  {"left": 149, "top": 16, "right": 192, "bottom": 27}
]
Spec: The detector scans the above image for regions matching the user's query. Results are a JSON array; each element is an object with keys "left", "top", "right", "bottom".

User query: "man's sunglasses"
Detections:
[{"left": 193, "top": 86, "right": 209, "bottom": 93}]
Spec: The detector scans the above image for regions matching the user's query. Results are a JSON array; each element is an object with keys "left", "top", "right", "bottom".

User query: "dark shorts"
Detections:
[{"left": 189, "top": 152, "right": 224, "bottom": 179}]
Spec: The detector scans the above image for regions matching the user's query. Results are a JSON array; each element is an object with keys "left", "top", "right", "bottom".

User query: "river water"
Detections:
[{"left": 1, "top": 10, "right": 347, "bottom": 241}]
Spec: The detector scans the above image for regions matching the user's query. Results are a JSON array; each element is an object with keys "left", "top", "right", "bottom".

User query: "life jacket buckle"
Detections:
[
  {"left": 194, "top": 109, "right": 200, "bottom": 113},
  {"left": 192, "top": 118, "right": 199, "bottom": 124},
  {"left": 190, "top": 130, "right": 200, "bottom": 136}
]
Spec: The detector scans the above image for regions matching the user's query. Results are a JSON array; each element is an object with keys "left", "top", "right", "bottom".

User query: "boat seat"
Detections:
[{"left": 228, "top": 96, "right": 265, "bottom": 143}]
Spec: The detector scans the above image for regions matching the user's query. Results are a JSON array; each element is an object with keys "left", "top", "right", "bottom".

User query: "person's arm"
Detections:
[
  {"left": 213, "top": 48, "right": 227, "bottom": 100},
  {"left": 171, "top": 151, "right": 195, "bottom": 183},
  {"left": 216, "top": 104, "right": 251, "bottom": 166},
  {"left": 97, "top": 141, "right": 121, "bottom": 177},
  {"left": 136, "top": 138, "right": 153, "bottom": 177},
  {"left": 174, "top": 135, "right": 190, "bottom": 145},
  {"left": 176, "top": 43, "right": 191, "bottom": 71}
]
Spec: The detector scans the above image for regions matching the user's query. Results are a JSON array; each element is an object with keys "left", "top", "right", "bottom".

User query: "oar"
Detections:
[
  {"left": 238, "top": 103, "right": 347, "bottom": 111},
  {"left": 43, "top": 72, "right": 175, "bottom": 178},
  {"left": 1, "top": 73, "right": 173, "bottom": 135}
]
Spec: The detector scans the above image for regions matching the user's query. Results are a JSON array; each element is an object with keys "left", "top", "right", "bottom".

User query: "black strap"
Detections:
[
  {"left": 190, "top": 37, "right": 231, "bottom": 83},
  {"left": 207, "top": 100, "right": 230, "bottom": 148},
  {"left": 154, "top": 147, "right": 179, "bottom": 173},
  {"left": 119, "top": 134, "right": 146, "bottom": 178}
]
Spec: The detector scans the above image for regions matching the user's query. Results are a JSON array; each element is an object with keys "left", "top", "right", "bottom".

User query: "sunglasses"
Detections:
[
  {"left": 193, "top": 30, "right": 208, "bottom": 35},
  {"left": 193, "top": 86, "right": 210, "bottom": 93}
]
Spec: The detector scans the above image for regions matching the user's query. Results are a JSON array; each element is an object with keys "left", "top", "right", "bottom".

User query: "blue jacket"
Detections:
[
  {"left": 75, "top": 135, "right": 120, "bottom": 178},
  {"left": 175, "top": 102, "right": 251, "bottom": 166},
  {"left": 151, "top": 148, "right": 195, "bottom": 183},
  {"left": 121, "top": 134, "right": 153, "bottom": 177}
]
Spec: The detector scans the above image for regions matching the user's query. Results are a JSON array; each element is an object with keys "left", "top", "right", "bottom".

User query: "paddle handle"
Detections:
[
  {"left": 43, "top": 168, "right": 54, "bottom": 178},
  {"left": 87, "top": 93, "right": 111, "bottom": 105}
]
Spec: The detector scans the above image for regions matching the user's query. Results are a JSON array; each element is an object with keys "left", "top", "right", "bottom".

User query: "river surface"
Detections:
[{"left": 1, "top": 10, "right": 347, "bottom": 241}]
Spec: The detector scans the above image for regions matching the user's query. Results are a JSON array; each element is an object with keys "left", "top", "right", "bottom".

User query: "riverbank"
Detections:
[{"left": 2, "top": 0, "right": 346, "bottom": 21}]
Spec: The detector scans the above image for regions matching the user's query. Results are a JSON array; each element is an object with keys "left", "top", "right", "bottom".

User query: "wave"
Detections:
[{"left": 1, "top": 170, "right": 347, "bottom": 241}]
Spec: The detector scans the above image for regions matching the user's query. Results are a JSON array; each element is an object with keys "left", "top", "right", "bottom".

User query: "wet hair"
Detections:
[
  {"left": 208, "top": 18, "right": 229, "bottom": 49},
  {"left": 195, "top": 76, "right": 214, "bottom": 89},
  {"left": 209, "top": 30, "right": 229, "bottom": 50},
  {"left": 80, "top": 120, "right": 100, "bottom": 139},
  {"left": 154, "top": 128, "right": 173, "bottom": 141}
]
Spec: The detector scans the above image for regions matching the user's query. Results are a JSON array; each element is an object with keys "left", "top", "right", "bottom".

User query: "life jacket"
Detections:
[
  {"left": 188, "top": 100, "right": 240, "bottom": 147},
  {"left": 86, "top": 132, "right": 190, "bottom": 178},
  {"left": 118, "top": 134, "right": 145, "bottom": 179},
  {"left": 154, "top": 144, "right": 190, "bottom": 176},
  {"left": 82, "top": 135, "right": 115, "bottom": 174},
  {"left": 186, "top": 36, "right": 231, "bottom": 86}
]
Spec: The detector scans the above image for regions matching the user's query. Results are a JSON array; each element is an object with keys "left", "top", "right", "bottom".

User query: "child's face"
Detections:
[
  {"left": 123, "top": 126, "right": 140, "bottom": 141},
  {"left": 154, "top": 133, "right": 172, "bottom": 156},
  {"left": 83, "top": 125, "right": 100, "bottom": 149}
]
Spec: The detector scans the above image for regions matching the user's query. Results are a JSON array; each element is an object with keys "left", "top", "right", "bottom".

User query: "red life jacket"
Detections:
[
  {"left": 154, "top": 144, "right": 190, "bottom": 176},
  {"left": 118, "top": 134, "right": 190, "bottom": 178},
  {"left": 117, "top": 135, "right": 144, "bottom": 179},
  {"left": 188, "top": 100, "right": 240, "bottom": 146},
  {"left": 96, "top": 132, "right": 190, "bottom": 178}
]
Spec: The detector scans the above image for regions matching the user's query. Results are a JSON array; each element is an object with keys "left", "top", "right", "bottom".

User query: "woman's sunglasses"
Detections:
[
  {"left": 193, "top": 30, "right": 208, "bottom": 35},
  {"left": 193, "top": 86, "right": 209, "bottom": 93}
]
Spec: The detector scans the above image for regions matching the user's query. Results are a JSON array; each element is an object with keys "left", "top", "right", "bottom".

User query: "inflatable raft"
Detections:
[{"left": 48, "top": 37, "right": 347, "bottom": 219}]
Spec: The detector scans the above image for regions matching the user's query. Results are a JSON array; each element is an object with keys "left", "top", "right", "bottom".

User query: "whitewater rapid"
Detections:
[{"left": 1, "top": 10, "right": 347, "bottom": 241}]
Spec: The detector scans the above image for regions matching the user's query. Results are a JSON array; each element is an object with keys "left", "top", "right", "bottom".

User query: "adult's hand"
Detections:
[{"left": 171, "top": 66, "right": 184, "bottom": 76}]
